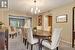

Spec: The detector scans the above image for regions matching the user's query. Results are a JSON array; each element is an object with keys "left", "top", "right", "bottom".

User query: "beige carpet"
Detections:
[{"left": 8, "top": 34, "right": 75, "bottom": 50}]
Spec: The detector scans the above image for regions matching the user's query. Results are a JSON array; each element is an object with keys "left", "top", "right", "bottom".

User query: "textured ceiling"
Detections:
[{"left": 8, "top": 0, "right": 74, "bottom": 16}]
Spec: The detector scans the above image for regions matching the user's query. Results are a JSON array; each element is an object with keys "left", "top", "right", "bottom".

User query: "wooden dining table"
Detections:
[{"left": 33, "top": 30, "right": 52, "bottom": 50}]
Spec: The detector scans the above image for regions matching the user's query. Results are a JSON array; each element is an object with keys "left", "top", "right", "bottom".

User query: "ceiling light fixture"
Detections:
[
  {"left": 1, "top": 1, "right": 7, "bottom": 8},
  {"left": 31, "top": 0, "right": 40, "bottom": 14}
]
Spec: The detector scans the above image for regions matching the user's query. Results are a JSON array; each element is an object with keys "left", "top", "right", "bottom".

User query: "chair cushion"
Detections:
[
  {"left": 32, "top": 38, "right": 38, "bottom": 44},
  {"left": 42, "top": 40, "right": 51, "bottom": 49}
]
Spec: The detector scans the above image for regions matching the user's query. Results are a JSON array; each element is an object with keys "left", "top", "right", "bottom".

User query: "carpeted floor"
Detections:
[
  {"left": 8, "top": 34, "right": 75, "bottom": 50},
  {"left": 8, "top": 35, "right": 27, "bottom": 50}
]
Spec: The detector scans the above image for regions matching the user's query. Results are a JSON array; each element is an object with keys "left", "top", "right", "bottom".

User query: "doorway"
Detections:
[{"left": 48, "top": 16, "right": 52, "bottom": 33}]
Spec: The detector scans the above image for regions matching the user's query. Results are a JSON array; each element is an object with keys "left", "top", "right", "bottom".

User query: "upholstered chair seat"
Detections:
[
  {"left": 30, "top": 38, "right": 38, "bottom": 44},
  {"left": 42, "top": 40, "right": 51, "bottom": 49},
  {"left": 27, "top": 28, "right": 39, "bottom": 50}
]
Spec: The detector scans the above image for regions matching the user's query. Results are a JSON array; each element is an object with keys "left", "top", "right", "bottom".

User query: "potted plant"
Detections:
[{"left": 0, "top": 21, "right": 3, "bottom": 29}]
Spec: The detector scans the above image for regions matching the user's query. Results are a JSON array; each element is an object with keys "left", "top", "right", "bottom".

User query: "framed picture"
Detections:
[
  {"left": 38, "top": 15, "right": 42, "bottom": 26},
  {"left": 56, "top": 14, "right": 67, "bottom": 23}
]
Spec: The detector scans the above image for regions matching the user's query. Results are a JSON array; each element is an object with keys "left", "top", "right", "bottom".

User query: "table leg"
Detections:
[
  {"left": 39, "top": 39, "right": 42, "bottom": 50},
  {"left": 38, "top": 39, "right": 40, "bottom": 50}
]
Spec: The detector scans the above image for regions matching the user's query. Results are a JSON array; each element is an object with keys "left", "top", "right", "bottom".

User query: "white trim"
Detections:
[
  {"left": 60, "top": 40, "right": 72, "bottom": 47},
  {"left": 9, "top": 16, "right": 25, "bottom": 19}
]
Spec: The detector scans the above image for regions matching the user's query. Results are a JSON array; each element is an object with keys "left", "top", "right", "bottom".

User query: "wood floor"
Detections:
[{"left": 8, "top": 34, "right": 75, "bottom": 50}]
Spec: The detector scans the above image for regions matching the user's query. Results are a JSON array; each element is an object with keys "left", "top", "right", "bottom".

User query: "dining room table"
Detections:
[{"left": 33, "top": 30, "right": 52, "bottom": 50}]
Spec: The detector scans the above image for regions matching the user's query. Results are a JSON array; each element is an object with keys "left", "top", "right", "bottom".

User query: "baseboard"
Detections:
[
  {"left": 61, "top": 40, "right": 72, "bottom": 44},
  {"left": 61, "top": 40, "right": 72, "bottom": 47}
]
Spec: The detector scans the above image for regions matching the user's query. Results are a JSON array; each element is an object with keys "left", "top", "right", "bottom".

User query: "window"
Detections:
[{"left": 9, "top": 16, "right": 25, "bottom": 28}]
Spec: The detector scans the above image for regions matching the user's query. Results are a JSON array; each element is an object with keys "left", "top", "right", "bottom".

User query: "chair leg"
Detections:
[
  {"left": 25, "top": 39, "right": 27, "bottom": 45},
  {"left": 23, "top": 38, "right": 24, "bottom": 43},
  {"left": 27, "top": 42, "right": 28, "bottom": 49},
  {"left": 56, "top": 47, "right": 58, "bottom": 50},
  {"left": 40, "top": 46, "right": 42, "bottom": 50},
  {"left": 12, "top": 34, "right": 14, "bottom": 39},
  {"left": 72, "top": 36, "right": 74, "bottom": 48},
  {"left": 15, "top": 33, "right": 17, "bottom": 37},
  {"left": 31, "top": 45, "right": 33, "bottom": 50},
  {"left": 40, "top": 44, "right": 42, "bottom": 50},
  {"left": 9, "top": 34, "right": 11, "bottom": 38}
]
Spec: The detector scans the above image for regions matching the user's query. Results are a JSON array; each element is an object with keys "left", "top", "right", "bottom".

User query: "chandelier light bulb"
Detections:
[
  {"left": 35, "top": 10, "right": 37, "bottom": 14},
  {"left": 4, "top": 1, "right": 7, "bottom": 7},
  {"left": 1, "top": 1, "right": 4, "bottom": 7},
  {"left": 38, "top": 10, "right": 40, "bottom": 13},
  {"left": 31, "top": 8, "right": 33, "bottom": 12},
  {"left": 4, "top": 1, "right": 7, "bottom": 4},
  {"left": 36, "top": 7, "right": 38, "bottom": 10}
]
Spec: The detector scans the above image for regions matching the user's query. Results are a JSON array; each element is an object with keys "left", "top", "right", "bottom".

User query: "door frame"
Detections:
[{"left": 72, "top": 7, "right": 75, "bottom": 47}]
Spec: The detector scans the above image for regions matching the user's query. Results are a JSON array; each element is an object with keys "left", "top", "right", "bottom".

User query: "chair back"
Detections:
[
  {"left": 21, "top": 28, "right": 27, "bottom": 39},
  {"left": 51, "top": 28, "right": 62, "bottom": 49},
  {"left": 8, "top": 26, "right": 16, "bottom": 34},
  {"left": 10, "top": 26, "right": 16, "bottom": 32},
  {"left": 27, "top": 28, "right": 33, "bottom": 44}
]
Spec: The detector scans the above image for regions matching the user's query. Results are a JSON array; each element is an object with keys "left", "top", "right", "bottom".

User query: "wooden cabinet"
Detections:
[
  {"left": 5, "top": 29, "right": 8, "bottom": 50},
  {"left": 0, "top": 29, "right": 8, "bottom": 50},
  {"left": 0, "top": 32, "right": 5, "bottom": 50}
]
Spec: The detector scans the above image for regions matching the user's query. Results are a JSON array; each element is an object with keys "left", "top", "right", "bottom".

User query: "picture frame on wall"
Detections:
[
  {"left": 38, "top": 15, "right": 42, "bottom": 26},
  {"left": 56, "top": 14, "right": 67, "bottom": 23}
]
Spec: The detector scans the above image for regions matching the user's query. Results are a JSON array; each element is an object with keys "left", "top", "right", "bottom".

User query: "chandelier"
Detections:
[
  {"left": 0, "top": 0, "right": 8, "bottom": 8},
  {"left": 31, "top": 0, "right": 40, "bottom": 14}
]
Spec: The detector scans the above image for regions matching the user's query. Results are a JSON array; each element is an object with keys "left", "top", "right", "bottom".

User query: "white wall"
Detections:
[
  {"left": 43, "top": 16, "right": 48, "bottom": 31},
  {"left": 50, "top": 2, "right": 75, "bottom": 44}
]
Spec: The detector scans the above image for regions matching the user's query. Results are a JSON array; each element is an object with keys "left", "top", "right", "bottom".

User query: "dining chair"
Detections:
[
  {"left": 27, "top": 28, "right": 39, "bottom": 50},
  {"left": 8, "top": 26, "right": 17, "bottom": 38},
  {"left": 41, "top": 28, "right": 62, "bottom": 50},
  {"left": 21, "top": 28, "right": 27, "bottom": 45}
]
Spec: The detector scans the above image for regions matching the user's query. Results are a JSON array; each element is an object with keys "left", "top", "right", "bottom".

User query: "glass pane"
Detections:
[{"left": 9, "top": 17, "right": 25, "bottom": 28}]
